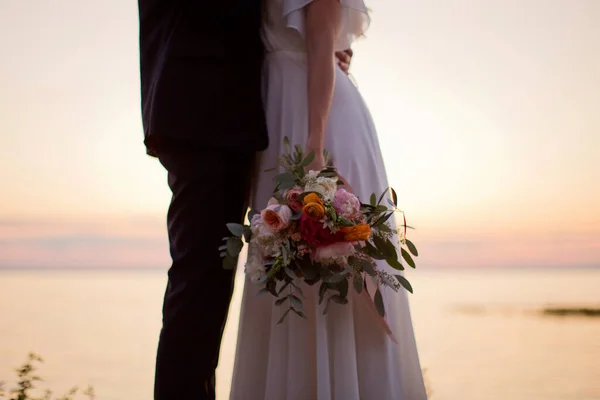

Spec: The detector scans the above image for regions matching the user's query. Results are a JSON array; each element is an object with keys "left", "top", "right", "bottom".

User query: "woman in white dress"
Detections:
[{"left": 230, "top": 0, "right": 428, "bottom": 398}]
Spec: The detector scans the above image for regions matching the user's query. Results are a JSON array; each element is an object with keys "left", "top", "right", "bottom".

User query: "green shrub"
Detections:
[{"left": 0, "top": 353, "right": 94, "bottom": 400}]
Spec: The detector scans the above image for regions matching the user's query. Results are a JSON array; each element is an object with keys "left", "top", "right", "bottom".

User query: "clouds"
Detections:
[{"left": 0, "top": 218, "right": 170, "bottom": 269}]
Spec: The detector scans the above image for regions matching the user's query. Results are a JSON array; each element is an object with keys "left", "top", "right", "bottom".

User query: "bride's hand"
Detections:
[{"left": 304, "top": 147, "right": 326, "bottom": 173}]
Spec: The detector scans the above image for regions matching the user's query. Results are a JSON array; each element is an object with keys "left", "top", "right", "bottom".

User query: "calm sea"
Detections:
[{"left": 1, "top": 268, "right": 599, "bottom": 400}]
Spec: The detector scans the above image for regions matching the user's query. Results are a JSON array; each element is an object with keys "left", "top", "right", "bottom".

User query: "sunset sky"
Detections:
[{"left": 0, "top": 0, "right": 598, "bottom": 269}]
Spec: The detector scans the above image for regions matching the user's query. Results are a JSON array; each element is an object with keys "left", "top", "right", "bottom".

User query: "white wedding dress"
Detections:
[{"left": 230, "top": 1, "right": 427, "bottom": 399}]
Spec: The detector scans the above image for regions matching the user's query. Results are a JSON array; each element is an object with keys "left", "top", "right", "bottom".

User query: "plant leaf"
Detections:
[
  {"left": 226, "top": 223, "right": 244, "bottom": 237},
  {"left": 391, "top": 187, "right": 398, "bottom": 206},
  {"left": 226, "top": 237, "right": 244, "bottom": 257},
  {"left": 275, "top": 297, "right": 287, "bottom": 306},
  {"left": 405, "top": 239, "right": 419, "bottom": 257},
  {"left": 374, "top": 288, "right": 385, "bottom": 317},
  {"left": 291, "top": 307, "right": 307, "bottom": 319},
  {"left": 370, "top": 193, "right": 376, "bottom": 206},
  {"left": 283, "top": 136, "right": 291, "bottom": 154},
  {"left": 372, "top": 235, "right": 396, "bottom": 259},
  {"left": 301, "top": 151, "right": 315, "bottom": 167},
  {"left": 386, "top": 257, "right": 404, "bottom": 271},
  {"left": 222, "top": 255, "right": 237, "bottom": 270},
  {"left": 277, "top": 308, "right": 291, "bottom": 324},
  {"left": 331, "top": 294, "right": 348, "bottom": 304},
  {"left": 401, "top": 248, "right": 416, "bottom": 268},
  {"left": 395, "top": 275, "right": 414, "bottom": 294},
  {"left": 288, "top": 294, "right": 303, "bottom": 309},
  {"left": 353, "top": 274, "right": 364, "bottom": 294}
]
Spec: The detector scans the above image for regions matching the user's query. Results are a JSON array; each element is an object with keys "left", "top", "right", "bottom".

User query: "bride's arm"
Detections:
[{"left": 305, "top": 0, "right": 342, "bottom": 168}]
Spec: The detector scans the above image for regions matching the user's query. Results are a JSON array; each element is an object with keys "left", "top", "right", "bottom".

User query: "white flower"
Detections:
[
  {"left": 250, "top": 214, "right": 275, "bottom": 239},
  {"left": 245, "top": 243, "right": 267, "bottom": 283},
  {"left": 305, "top": 176, "right": 338, "bottom": 201}
]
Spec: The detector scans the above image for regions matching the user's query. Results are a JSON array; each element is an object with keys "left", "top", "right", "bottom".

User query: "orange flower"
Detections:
[
  {"left": 303, "top": 192, "right": 323, "bottom": 205},
  {"left": 340, "top": 224, "right": 372, "bottom": 242},
  {"left": 302, "top": 202, "right": 326, "bottom": 220}
]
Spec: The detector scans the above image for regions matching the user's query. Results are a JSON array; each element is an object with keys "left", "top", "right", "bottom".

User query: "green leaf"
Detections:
[
  {"left": 363, "top": 241, "right": 385, "bottom": 260},
  {"left": 370, "top": 193, "right": 376, "bottom": 206},
  {"left": 353, "top": 274, "right": 364, "bottom": 294},
  {"left": 357, "top": 257, "right": 376, "bottom": 275},
  {"left": 337, "top": 276, "right": 349, "bottom": 298},
  {"left": 283, "top": 136, "right": 291, "bottom": 155},
  {"left": 374, "top": 289, "right": 385, "bottom": 317},
  {"left": 226, "top": 237, "right": 244, "bottom": 257},
  {"left": 386, "top": 257, "right": 404, "bottom": 271},
  {"left": 273, "top": 172, "right": 297, "bottom": 190},
  {"left": 331, "top": 294, "right": 348, "bottom": 305},
  {"left": 405, "top": 239, "right": 419, "bottom": 257},
  {"left": 318, "top": 282, "right": 328, "bottom": 305},
  {"left": 377, "top": 187, "right": 389, "bottom": 205},
  {"left": 372, "top": 235, "right": 397, "bottom": 260},
  {"left": 277, "top": 308, "right": 291, "bottom": 324},
  {"left": 301, "top": 151, "right": 315, "bottom": 167},
  {"left": 395, "top": 275, "right": 414, "bottom": 294},
  {"left": 293, "top": 284, "right": 304, "bottom": 297},
  {"left": 222, "top": 255, "right": 237, "bottom": 270},
  {"left": 291, "top": 307, "right": 307, "bottom": 319},
  {"left": 288, "top": 294, "right": 303, "bottom": 309},
  {"left": 401, "top": 248, "right": 416, "bottom": 268},
  {"left": 297, "top": 258, "right": 318, "bottom": 280},
  {"left": 374, "top": 212, "right": 394, "bottom": 227},
  {"left": 275, "top": 297, "right": 287, "bottom": 306},
  {"left": 266, "top": 280, "right": 278, "bottom": 297},
  {"left": 226, "top": 223, "right": 244, "bottom": 237},
  {"left": 391, "top": 187, "right": 398, "bottom": 206},
  {"left": 324, "top": 272, "right": 346, "bottom": 284},
  {"left": 242, "top": 226, "right": 252, "bottom": 242}
]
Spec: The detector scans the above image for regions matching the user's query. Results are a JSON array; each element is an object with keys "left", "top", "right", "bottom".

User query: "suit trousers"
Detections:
[{"left": 154, "top": 143, "right": 255, "bottom": 400}]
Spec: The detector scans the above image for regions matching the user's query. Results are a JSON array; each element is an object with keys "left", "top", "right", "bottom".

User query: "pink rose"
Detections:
[
  {"left": 313, "top": 242, "right": 355, "bottom": 264},
  {"left": 261, "top": 204, "right": 292, "bottom": 232},
  {"left": 333, "top": 189, "right": 361, "bottom": 220},
  {"left": 284, "top": 187, "right": 304, "bottom": 213}
]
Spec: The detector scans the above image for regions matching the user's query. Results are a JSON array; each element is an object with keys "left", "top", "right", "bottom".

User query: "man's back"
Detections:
[{"left": 138, "top": 0, "right": 268, "bottom": 156}]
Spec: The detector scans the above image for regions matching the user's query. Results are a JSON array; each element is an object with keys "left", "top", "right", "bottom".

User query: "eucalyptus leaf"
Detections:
[
  {"left": 277, "top": 308, "right": 291, "bottom": 324},
  {"left": 374, "top": 289, "right": 385, "bottom": 317},
  {"left": 242, "top": 226, "right": 252, "bottom": 242},
  {"left": 331, "top": 294, "right": 348, "bottom": 305},
  {"left": 353, "top": 274, "right": 364, "bottom": 294},
  {"left": 266, "top": 280, "right": 278, "bottom": 297},
  {"left": 277, "top": 280, "right": 291, "bottom": 295},
  {"left": 358, "top": 256, "right": 377, "bottom": 275},
  {"left": 292, "top": 308, "right": 307, "bottom": 319},
  {"left": 318, "top": 282, "right": 328, "bottom": 305},
  {"left": 275, "top": 297, "right": 287, "bottom": 306},
  {"left": 324, "top": 273, "right": 346, "bottom": 284},
  {"left": 391, "top": 187, "right": 398, "bottom": 206},
  {"left": 293, "top": 284, "right": 304, "bottom": 298},
  {"left": 222, "top": 255, "right": 237, "bottom": 270},
  {"left": 395, "top": 275, "right": 414, "bottom": 294},
  {"left": 401, "top": 248, "right": 416, "bottom": 268},
  {"left": 370, "top": 193, "right": 376, "bottom": 206},
  {"left": 405, "top": 239, "right": 419, "bottom": 257},
  {"left": 226, "top": 237, "right": 244, "bottom": 257},
  {"left": 288, "top": 294, "right": 303, "bottom": 309},
  {"left": 338, "top": 277, "right": 349, "bottom": 298},
  {"left": 226, "top": 223, "right": 244, "bottom": 237},
  {"left": 283, "top": 136, "right": 291, "bottom": 154}
]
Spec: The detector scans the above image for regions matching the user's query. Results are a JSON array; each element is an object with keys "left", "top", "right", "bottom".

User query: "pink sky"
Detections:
[{"left": 0, "top": 0, "right": 598, "bottom": 269}]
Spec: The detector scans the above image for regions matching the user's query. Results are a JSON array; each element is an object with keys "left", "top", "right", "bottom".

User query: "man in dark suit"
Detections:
[{"left": 137, "top": 1, "right": 352, "bottom": 399}]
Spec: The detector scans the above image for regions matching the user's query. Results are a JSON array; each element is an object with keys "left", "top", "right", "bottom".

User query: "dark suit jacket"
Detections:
[{"left": 138, "top": 1, "right": 269, "bottom": 156}]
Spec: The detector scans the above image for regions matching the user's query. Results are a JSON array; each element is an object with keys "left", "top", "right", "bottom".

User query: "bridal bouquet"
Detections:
[{"left": 221, "top": 138, "right": 418, "bottom": 323}]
